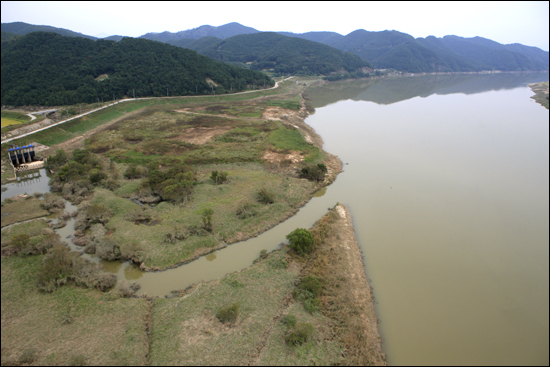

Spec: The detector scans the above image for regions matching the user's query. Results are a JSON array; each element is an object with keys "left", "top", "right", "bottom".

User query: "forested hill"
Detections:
[
  {"left": 1, "top": 32, "right": 273, "bottom": 107},
  {"left": 168, "top": 32, "right": 371, "bottom": 75}
]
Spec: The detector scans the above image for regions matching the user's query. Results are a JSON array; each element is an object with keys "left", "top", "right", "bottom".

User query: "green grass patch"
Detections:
[
  {"left": 1, "top": 196, "right": 50, "bottom": 227},
  {"left": 267, "top": 99, "right": 301, "bottom": 110},
  {"left": 97, "top": 164, "right": 316, "bottom": 269},
  {"left": 1, "top": 219, "right": 49, "bottom": 246}
]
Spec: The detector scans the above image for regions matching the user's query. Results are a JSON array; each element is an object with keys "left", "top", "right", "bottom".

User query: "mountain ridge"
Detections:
[{"left": 1, "top": 21, "right": 548, "bottom": 74}]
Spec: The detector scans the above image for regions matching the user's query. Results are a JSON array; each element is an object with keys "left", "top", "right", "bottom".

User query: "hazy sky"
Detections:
[{"left": 2, "top": 1, "right": 549, "bottom": 51}]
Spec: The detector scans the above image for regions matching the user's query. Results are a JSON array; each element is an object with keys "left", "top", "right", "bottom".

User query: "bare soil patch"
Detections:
[{"left": 170, "top": 126, "right": 232, "bottom": 145}]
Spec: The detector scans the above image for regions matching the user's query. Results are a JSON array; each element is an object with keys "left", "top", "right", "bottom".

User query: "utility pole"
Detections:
[
  {"left": 167, "top": 87, "right": 168, "bottom": 97},
  {"left": 133, "top": 89, "right": 135, "bottom": 99}
]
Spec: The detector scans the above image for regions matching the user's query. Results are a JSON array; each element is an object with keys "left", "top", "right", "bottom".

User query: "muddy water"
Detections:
[
  {"left": 305, "top": 72, "right": 549, "bottom": 365},
  {"left": 2, "top": 72, "right": 548, "bottom": 365}
]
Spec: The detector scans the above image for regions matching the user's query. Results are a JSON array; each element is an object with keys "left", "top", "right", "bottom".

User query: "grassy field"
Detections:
[
  {"left": 91, "top": 162, "right": 317, "bottom": 269},
  {"left": 149, "top": 246, "right": 344, "bottom": 366},
  {"left": 1, "top": 196, "right": 50, "bottom": 227},
  {"left": 1, "top": 255, "right": 149, "bottom": 366},
  {"left": 6, "top": 78, "right": 304, "bottom": 148}
]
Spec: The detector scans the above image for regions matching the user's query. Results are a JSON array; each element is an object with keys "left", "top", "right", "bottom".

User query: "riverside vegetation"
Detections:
[
  {"left": 1, "top": 78, "right": 388, "bottom": 365},
  {"left": 2, "top": 204, "right": 385, "bottom": 365}
]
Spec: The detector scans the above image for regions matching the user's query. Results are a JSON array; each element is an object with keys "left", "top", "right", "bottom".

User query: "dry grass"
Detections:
[{"left": 299, "top": 205, "right": 387, "bottom": 365}]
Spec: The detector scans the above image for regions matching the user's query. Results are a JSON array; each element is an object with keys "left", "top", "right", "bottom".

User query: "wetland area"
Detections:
[{"left": 2, "top": 72, "right": 549, "bottom": 365}]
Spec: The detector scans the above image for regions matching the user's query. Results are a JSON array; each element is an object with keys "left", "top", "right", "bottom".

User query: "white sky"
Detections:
[{"left": 1, "top": 1, "right": 549, "bottom": 51}]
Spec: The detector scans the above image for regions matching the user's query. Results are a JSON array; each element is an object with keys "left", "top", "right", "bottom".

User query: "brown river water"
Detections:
[{"left": 2, "top": 72, "right": 548, "bottom": 365}]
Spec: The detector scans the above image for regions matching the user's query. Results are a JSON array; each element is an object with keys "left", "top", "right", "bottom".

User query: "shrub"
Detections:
[
  {"left": 257, "top": 187, "right": 275, "bottom": 204},
  {"left": 294, "top": 275, "right": 323, "bottom": 314},
  {"left": 40, "top": 193, "right": 66, "bottom": 213},
  {"left": 114, "top": 280, "right": 141, "bottom": 298},
  {"left": 210, "top": 170, "right": 228, "bottom": 184},
  {"left": 10, "top": 233, "right": 30, "bottom": 250},
  {"left": 86, "top": 204, "right": 112, "bottom": 225},
  {"left": 96, "top": 237, "right": 121, "bottom": 261},
  {"left": 120, "top": 241, "right": 145, "bottom": 263},
  {"left": 285, "top": 323, "right": 314, "bottom": 346},
  {"left": 18, "top": 348, "right": 37, "bottom": 364},
  {"left": 303, "top": 298, "right": 321, "bottom": 313},
  {"left": 281, "top": 314, "right": 296, "bottom": 328},
  {"left": 217, "top": 303, "right": 240, "bottom": 324},
  {"left": 37, "top": 245, "right": 77, "bottom": 292},
  {"left": 89, "top": 169, "right": 107, "bottom": 184},
  {"left": 270, "top": 257, "right": 288, "bottom": 269},
  {"left": 235, "top": 201, "right": 258, "bottom": 219},
  {"left": 124, "top": 165, "right": 148, "bottom": 179},
  {"left": 299, "top": 164, "right": 326, "bottom": 182},
  {"left": 286, "top": 228, "right": 315, "bottom": 256},
  {"left": 297, "top": 275, "right": 323, "bottom": 298},
  {"left": 70, "top": 354, "right": 87, "bottom": 366}
]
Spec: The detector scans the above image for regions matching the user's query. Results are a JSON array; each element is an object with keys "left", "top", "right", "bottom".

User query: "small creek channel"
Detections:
[{"left": 1, "top": 168, "right": 342, "bottom": 297}]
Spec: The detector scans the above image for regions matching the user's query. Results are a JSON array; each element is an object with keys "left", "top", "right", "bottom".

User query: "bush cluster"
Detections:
[
  {"left": 36, "top": 244, "right": 116, "bottom": 293},
  {"left": 124, "top": 165, "right": 148, "bottom": 179},
  {"left": 284, "top": 322, "right": 314, "bottom": 346},
  {"left": 8, "top": 232, "right": 62, "bottom": 256},
  {"left": 40, "top": 193, "right": 66, "bottom": 213},
  {"left": 210, "top": 170, "right": 228, "bottom": 184},
  {"left": 257, "top": 187, "right": 275, "bottom": 204},
  {"left": 286, "top": 228, "right": 315, "bottom": 256},
  {"left": 299, "top": 163, "right": 327, "bottom": 182},
  {"left": 217, "top": 302, "right": 240, "bottom": 324},
  {"left": 293, "top": 275, "right": 323, "bottom": 314},
  {"left": 139, "top": 164, "right": 195, "bottom": 204},
  {"left": 235, "top": 201, "right": 258, "bottom": 219}
]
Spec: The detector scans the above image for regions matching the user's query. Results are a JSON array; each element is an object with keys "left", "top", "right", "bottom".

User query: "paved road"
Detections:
[
  {"left": 26, "top": 109, "right": 58, "bottom": 121},
  {"left": 1, "top": 78, "right": 292, "bottom": 145}
]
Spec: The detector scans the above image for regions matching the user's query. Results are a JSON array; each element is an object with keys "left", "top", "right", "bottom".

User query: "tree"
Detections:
[{"left": 286, "top": 228, "right": 315, "bottom": 256}]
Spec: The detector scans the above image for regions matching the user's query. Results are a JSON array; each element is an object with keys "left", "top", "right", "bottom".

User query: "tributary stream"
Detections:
[{"left": 2, "top": 72, "right": 548, "bottom": 365}]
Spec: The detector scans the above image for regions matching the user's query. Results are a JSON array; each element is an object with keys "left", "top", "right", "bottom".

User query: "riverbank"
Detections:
[
  {"left": 148, "top": 203, "right": 385, "bottom": 365},
  {"left": 529, "top": 81, "right": 549, "bottom": 109},
  {"left": 1, "top": 203, "right": 385, "bottom": 365}
]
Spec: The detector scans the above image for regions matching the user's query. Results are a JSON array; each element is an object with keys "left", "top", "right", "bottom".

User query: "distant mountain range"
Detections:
[{"left": 1, "top": 21, "right": 548, "bottom": 77}]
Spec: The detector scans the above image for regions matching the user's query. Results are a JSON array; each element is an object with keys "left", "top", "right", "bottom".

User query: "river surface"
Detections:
[
  {"left": 2, "top": 72, "right": 548, "bottom": 365},
  {"left": 306, "top": 72, "right": 549, "bottom": 365}
]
